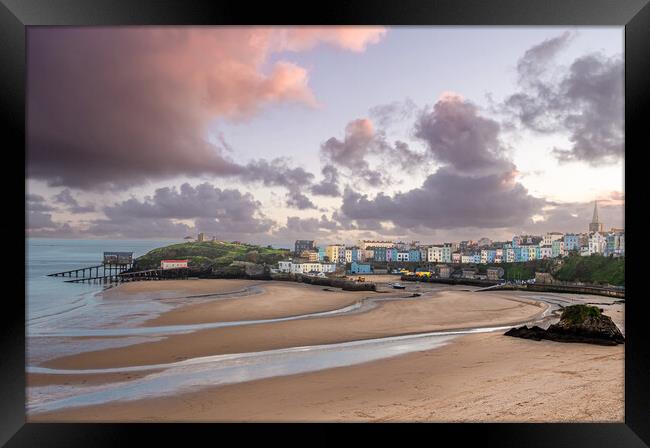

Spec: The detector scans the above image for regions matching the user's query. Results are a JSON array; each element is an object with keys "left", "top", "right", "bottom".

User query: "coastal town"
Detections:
[
  {"left": 273, "top": 201, "right": 624, "bottom": 281},
  {"left": 24, "top": 25, "right": 628, "bottom": 426}
]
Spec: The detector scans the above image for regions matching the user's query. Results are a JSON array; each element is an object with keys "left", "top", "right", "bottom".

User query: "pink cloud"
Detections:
[
  {"left": 270, "top": 27, "right": 387, "bottom": 52},
  {"left": 28, "top": 27, "right": 385, "bottom": 188}
]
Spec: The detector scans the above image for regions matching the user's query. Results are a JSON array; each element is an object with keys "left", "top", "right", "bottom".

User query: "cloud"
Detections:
[
  {"left": 311, "top": 164, "right": 341, "bottom": 197},
  {"left": 320, "top": 118, "right": 426, "bottom": 187},
  {"left": 340, "top": 168, "right": 544, "bottom": 231},
  {"left": 336, "top": 91, "right": 550, "bottom": 234},
  {"left": 368, "top": 98, "right": 417, "bottom": 129},
  {"left": 516, "top": 31, "right": 574, "bottom": 83},
  {"left": 26, "top": 193, "right": 55, "bottom": 212},
  {"left": 286, "top": 191, "right": 317, "bottom": 210},
  {"left": 503, "top": 33, "right": 623, "bottom": 165},
  {"left": 27, "top": 27, "right": 385, "bottom": 189},
  {"left": 26, "top": 193, "right": 79, "bottom": 236},
  {"left": 240, "top": 158, "right": 314, "bottom": 188},
  {"left": 53, "top": 189, "right": 96, "bottom": 213},
  {"left": 414, "top": 92, "right": 513, "bottom": 176},
  {"left": 269, "top": 27, "right": 387, "bottom": 53},
  {"left": 526, "top": 200, "right": 624, "bottom": 234},
  {"left": 88, "top": 182, "right": 274, "bottom": 238},
  {"left": 240, "top": 158, "right": 316, "bottom": 208}
]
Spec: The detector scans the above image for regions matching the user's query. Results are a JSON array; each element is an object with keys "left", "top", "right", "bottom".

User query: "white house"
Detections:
[
  {"left": 397, "top": 251, "right": 410, "bottom": 262},
  {"left": 543, "top": 232, "right": 564, "bottom": 246},
  {"left": 588, "top": 232, "right": 606, "bottom": 255},
  {"left": 278, "top": 261, "right": 336, "bottom": 274},
  {"left": 427, "top": 246, "right": 450, "bottom": 263},
  {"left": 278, "top": 261, "right": 292, "bottom": 272},
  {"left": 539, "top": 246, "right": 553, "bottom": 259}
]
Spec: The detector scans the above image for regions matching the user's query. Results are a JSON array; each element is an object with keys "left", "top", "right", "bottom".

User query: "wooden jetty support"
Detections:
[
  {"left": 48, "top": 263, "right": 133, "bottom": 279},
  {"left": 63, "top": 267, "right": 188, "bottom": 284}
]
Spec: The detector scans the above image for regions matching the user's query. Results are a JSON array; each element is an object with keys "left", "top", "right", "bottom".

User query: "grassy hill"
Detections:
[
  {"left": 481, "top": 254, "right": 624, "bottom": 286},
  {"left": 553, "top": 254, "right": 624, "bottom": 286},
  {"left": 134, "top": 241, "right": 289, "bottom": 271}
]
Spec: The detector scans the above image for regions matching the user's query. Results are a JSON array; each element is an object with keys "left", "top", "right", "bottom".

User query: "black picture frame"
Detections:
[{"left": 3, "top": 0, "right": 649, "bottom": 446}]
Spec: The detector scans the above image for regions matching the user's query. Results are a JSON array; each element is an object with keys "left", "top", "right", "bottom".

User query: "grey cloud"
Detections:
[
  {"left": 26, "top": 194, "right": 78, "bottom": 235},
  {"left": 310, "top": 165, "right": 341, "bottom": 197},
  {"left": 26, "top": 193, "right": 68, "bottom": 234},
  {"left": 414, "top": 95, "right": 513, "bottom": 176},
  {"left": 241, "top": 159, "right": 314, "bottom": 189},
  {"left": 516, "top": 31, "right": 574, "bottom": 83},
  {"left": 504, "top": 33, "right": 623, "bottom": 165},
  {"left": 26, "top": 193, "right": 56, "bottom": 212},
  {"left": 53, "top": 189, "right": 96, "bottom": 213},
  {"left": 368, "top": 98, "right": 417, "bottom": 129},
  {"left": 551, "top": 54, "right": 624, "bottom": 163},
  {"left": 286, "top": 191, "right": 317, "bottom": 210},
  {"left": 320, "top": 118, "right": 426, "bottom": 187},
  {"left": 240, "top": 158, "right": 316, "bottom": 208},
  {"left": 340, "top": 168, "right": 544, "bottom": 231},
  {"left": 27, "top": 210, "right": 56, "bottom": 229},
  {"left": 89, "top": 182, "right": 274, "bottom": 238},
  {"left": 89, "top": 218, "right": 193, "bottom": 240}
]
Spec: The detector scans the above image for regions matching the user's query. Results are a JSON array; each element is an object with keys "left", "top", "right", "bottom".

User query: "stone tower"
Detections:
[{"left": 589, "top": 200, "right": 604, "bottom": 233}]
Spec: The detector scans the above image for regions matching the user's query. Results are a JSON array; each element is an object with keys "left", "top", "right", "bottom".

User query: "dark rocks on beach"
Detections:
[
  {"left": 504, "top": 326, "right": 547, "bottom": 341},
  {"left": 504, "top": 304, "right": 624, "bottom": 346}
]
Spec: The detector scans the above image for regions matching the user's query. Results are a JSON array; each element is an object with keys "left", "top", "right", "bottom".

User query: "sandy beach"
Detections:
[
  {"left": 39, "top": 287, "right": 547, "bottom": 370},
  {"left": 143, "top": 281, "right": 374, "bottom": 326},
  {"left": 32, "top": 331, "right": 623, "bottom": 422},
  {"left": 28, "top": 279, "right": 624, "bottom": 422}
]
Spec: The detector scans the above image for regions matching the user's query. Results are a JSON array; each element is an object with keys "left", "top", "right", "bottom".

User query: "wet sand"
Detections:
[
  {"left": 31, "top": 331, "right": 624, "bottom": 422},
  {"left": 102, "top": 279, "right": 257, "bottom": 300},
  {"left": 40, "top": 289, "right": 547, "bottom": 370}
]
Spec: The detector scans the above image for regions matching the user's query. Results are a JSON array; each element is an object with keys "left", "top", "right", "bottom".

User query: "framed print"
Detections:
[{"left": 3, "top": 0, "right": 649, "bottom": 445}]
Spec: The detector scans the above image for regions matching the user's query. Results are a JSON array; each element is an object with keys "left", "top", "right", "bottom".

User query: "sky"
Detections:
[{"left": 26, "top": 26, "right": 624, "bottom": 248}]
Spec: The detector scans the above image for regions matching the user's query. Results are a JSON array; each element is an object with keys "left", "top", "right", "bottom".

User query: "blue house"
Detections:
[
  {"left": 349, "top": 262, "right": 372, "bottom": 274},
  {"left": 563, "top": 234, "right": 579, "bottom": 251},
  {"left": 513, "top": 247, "right": 525, "bottom": 262},
  {"left": 372, "top": 247, "right": 387, "bottom": 262},
  {"left": 408, "top": 249, "right": 421, "bottom": 262}
]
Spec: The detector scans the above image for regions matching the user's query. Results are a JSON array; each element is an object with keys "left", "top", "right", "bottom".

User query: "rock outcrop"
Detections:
[{"left": 505, "top": 304, "right": 624, "bottom": 346}]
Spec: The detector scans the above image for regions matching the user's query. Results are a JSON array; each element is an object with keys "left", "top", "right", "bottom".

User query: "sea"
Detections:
[{"left": 26, "top": 238, "right": 182, "bottom": 364}]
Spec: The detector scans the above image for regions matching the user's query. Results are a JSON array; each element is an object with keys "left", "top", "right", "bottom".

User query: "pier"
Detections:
[
  {"left": 63, "top": 267, "right": 188, "bottom": 284},
  {"left": 48, "top": 251, "right": 191, "bottom": 285},
  {"left": 48, "top": 264, "right": 131, "bottom": 279}
]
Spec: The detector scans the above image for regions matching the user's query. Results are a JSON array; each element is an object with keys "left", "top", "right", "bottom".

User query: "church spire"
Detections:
[
  {"left": 592, "top": 200, "right": 599, "bottom": 224},
  {"left": 589, "top": 200, "right": 604, "bottom": 233}
]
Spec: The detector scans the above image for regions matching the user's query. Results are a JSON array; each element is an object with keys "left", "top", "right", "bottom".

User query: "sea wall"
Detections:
[
  {"left": 489, "top": 283, "right": 625, "bottom": 299},
  {"left": 400, "top": 275, "right": 499, "bottom": 287},
  {"left": 271, "top": 273, "right": 376, "bottom": 291}
]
